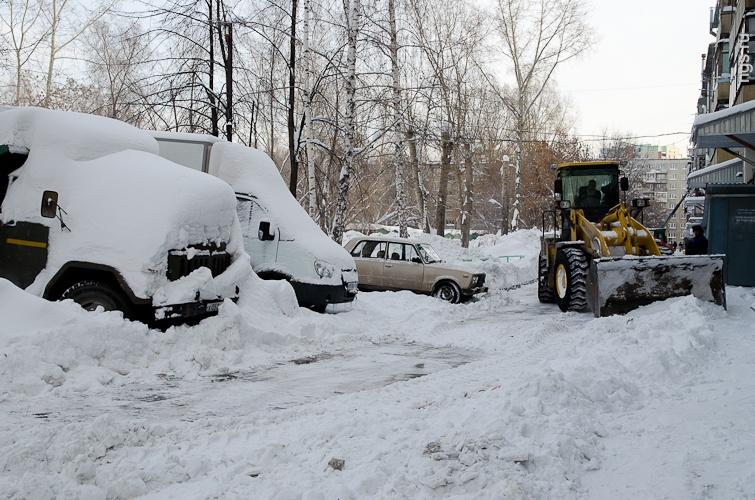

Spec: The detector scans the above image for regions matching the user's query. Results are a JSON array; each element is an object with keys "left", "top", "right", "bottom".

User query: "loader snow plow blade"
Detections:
[{"left": 587, "top": 255, "right": 726, "bottom": 317}]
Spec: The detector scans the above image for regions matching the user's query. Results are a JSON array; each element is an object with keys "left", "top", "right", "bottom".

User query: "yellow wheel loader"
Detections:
[{"left": 538, "top": 161, "right": 726, "bottom": 317}]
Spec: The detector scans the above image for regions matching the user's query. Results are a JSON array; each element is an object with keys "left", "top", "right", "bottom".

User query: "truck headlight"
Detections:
[{"left": 314, "top": 259, "right": 335, "bottom": 279}]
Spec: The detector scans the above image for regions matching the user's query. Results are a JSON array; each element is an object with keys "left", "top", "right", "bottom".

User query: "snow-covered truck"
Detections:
[
  {"left": 0, "top": 108, "right": 250, "bottom": 322},
  {"left": 150, "top": 131, "right": 358, "bottom": 312}
]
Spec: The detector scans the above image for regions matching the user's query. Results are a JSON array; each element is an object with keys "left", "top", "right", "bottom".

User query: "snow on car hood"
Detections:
[
  {"left": 207, "top": 142, "right": 356, "bottom": 272},
  {"left": 0, "top": 108, "right": 248, "bottom": 300}
]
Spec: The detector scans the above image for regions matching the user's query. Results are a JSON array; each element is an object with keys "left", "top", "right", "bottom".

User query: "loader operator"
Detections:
[{"left": 578, "top": 179, "right": 602, "bottom": 207}]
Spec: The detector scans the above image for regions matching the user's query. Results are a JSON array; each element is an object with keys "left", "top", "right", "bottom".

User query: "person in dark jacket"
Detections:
[{"left": 685, "top": 225, "right": 709, "bottom": 255}]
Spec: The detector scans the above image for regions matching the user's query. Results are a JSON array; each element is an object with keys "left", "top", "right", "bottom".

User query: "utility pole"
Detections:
[{"left": 224, "top": 22, "right": 233, "bottom": 142}]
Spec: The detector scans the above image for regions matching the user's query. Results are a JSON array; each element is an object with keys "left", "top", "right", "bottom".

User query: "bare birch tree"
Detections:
[
  {"left": 495, "top": 0, "right": 591, "bottom": 230},
  {"left": 330, "top": 0, "right": 360, "bottom": 243},
  {"left": 1, "top": 0, "right": 47, "bottom": 105},
  {"left": 42, "top": 0, "right": 111, "bottom": 107}
]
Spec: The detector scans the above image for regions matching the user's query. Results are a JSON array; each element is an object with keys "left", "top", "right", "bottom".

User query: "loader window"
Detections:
[
  {"left": 559, "top": 167, "right": 620, "bottom": 220},
  {"left": 561, "top": 170, "right": 619, "bottom": 209}
]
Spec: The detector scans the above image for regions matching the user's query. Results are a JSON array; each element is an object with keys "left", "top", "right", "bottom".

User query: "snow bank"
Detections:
[
  {"left": 0, "top": 291, "right": 726, "bottom": 499},
  {"left": 0, "top": 275, "right": 299, "bottom": 399},
  {"left": 344, "top": 227, "right": 541, "bottom": 290}
]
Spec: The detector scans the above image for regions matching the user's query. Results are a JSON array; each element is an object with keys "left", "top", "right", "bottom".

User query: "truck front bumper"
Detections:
[
  {"left": 153, "top": 298, "right": 228, "bottom": 321},
  {"left": 290, "top": 280, "right": 358, "bottom": 309}
]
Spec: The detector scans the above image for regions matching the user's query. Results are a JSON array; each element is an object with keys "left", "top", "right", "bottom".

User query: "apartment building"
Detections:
[
  {"left": 693, "top": 0, "right": 755, "bottom": 185},
  {"left": 630, "top": 158, "right": 690, "bottom": 241}
]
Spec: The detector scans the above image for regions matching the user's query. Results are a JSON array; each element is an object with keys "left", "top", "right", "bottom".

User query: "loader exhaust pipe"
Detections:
[{"left": 587, "top": 255, "right": 726, "bottom": 317}]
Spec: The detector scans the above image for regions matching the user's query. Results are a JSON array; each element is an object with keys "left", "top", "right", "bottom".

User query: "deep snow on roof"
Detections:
[
  {"left": 149, "top": 130, "right": 224, "bottom": 144},
  {"left": 0, "top": 107, "right": 158, "bottom": 160}
]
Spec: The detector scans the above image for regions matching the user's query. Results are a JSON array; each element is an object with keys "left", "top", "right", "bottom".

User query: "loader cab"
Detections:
[{"left": 555, "top": 162, "right": 623, "bottom": 223}]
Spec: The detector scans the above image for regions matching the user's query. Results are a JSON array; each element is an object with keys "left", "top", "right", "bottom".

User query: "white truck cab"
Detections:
[
  {"left": 151, "top": 132, "right": 358, "bottom": 311},
  {"left": 0, "top": 108, "right": 249, "bottom": 323}
]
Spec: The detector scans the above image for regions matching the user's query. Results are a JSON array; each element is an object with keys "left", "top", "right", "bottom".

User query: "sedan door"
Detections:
[
  {"left": 382, "top": 243, "right": 424, "bottom": 292},
  {"left": 350, "top": 240, "right": 387, "bottom": 290}
]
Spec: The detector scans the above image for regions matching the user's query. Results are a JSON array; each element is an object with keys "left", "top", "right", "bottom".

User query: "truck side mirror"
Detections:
[
  {"left": 258, "top": 220, "right": 275, "bottom": 241},
  {"left": 620, "top": 177, "right": 629, "bottom": 191},
  {"left": 554, "top": 178, "right": 562, "bottom": 195},
  {"left": 41, "top": 190, "right": 58, "bottom": 218}
]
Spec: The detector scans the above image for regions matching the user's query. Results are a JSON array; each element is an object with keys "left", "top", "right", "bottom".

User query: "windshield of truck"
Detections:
[
  {"left": 416, "top": 243, "right": 442, "bottom": 264},
  {"left": 560, "top": 167, "right": 619, "bottom": 210}
]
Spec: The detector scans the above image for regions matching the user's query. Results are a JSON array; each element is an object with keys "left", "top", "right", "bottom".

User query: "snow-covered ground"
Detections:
[{"left": 1, "top": 231, "right": 754, "bottom": 499}]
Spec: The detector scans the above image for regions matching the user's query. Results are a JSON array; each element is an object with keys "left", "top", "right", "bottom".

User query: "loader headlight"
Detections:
[
  {"left": 632, "top": 198, "right": 650, "bottom": 208},
  {"left": 314, "top": 259, "right": 335, "bottom": 279},
  {"left": 559, "top": 200, "right": 571, "bottom": 209}
]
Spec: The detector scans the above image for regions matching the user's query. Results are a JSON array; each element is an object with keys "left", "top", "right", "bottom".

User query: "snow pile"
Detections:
[
  {"left": 344, "top": 227, "right": 541, "bottom": 290},
  {"left": 0, "top": 275, "right": 299, "bottom": 399}
]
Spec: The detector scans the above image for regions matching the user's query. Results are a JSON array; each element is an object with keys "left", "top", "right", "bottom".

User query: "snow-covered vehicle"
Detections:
[
  {"left": 0, "top": 108, "right": 249, "bottom": 322},
  {"left": 151, "top": 132, "right": 358, "bottom": 312}
]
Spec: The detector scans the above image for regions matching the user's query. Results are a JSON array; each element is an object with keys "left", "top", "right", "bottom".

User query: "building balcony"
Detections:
[
  {"left": 720, "top": 8, "right": 734, "bottom": 35},
  {"left": 715, "top": 78, "right": 731, "bottom": 102}
]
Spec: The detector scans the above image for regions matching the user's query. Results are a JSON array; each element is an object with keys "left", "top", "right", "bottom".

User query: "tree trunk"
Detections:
[
  {"left": 388, "top": 0, "right": 407, "bottom": 237},
  {"left": 511, "top": 139, "right": 521, "bottom": 231},
  {"left": 269, "top": 45, "right": 275, "bottom": 161},
  {"left": 303, "top": 0, "right": 317, "bottom": 217},
  {"left": 208, "top": 0, "right": 219, "bottom": 136},
  {"left": 43, "top": 0, "right": 58, "bottom": 108},
  {"left": 223, "top": 22, "right": 233, "bottom": 141},
  {"left": 407, "top": 126, "right": 429, "bottom": 233},
  {"left": 461, "top": 142, "right": 473, "bottom": 248},
  {"left": 500, "top": 156, "right": 509, "bottom": 234},
  {"left": 435, "top": 128, "right": 452, "bottom": 236},
  {"left": 287, "top": 0, "right": 299, "bottom": 196},
  {"left": 330, "top": 0, "right": 360, "bottom": 243}
]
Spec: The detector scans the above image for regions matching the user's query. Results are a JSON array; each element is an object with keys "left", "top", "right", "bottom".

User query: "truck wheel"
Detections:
[
  {"left": 537, "top": 254, "right": 555, "bottom": 303},
  {"left": 434, "top": 281, "right": 461, "bottom": 304},
  {"left": 554, "top": 248, "right": 589, "bottom": 312},
  {"left": 60, "top": 280, "right": 135, "bottom": 317}
]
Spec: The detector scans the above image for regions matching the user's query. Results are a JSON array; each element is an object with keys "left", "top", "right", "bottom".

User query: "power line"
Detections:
[{"left": 562, "top": 83, "right": 699, "bottom": 93}]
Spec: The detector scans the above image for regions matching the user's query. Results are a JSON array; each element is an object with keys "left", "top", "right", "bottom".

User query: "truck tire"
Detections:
[
  {"left": 60, "top": 280, "right": 135, "bottom": 317},
  {"left": 537, "top": 254, "right": 555, "bottom": 303},
  {"left": 554, "top": 248, "right": 589, "bottom": 312},
  {"left": 434, "top": 280, "right": 461, "bottom": 304}
]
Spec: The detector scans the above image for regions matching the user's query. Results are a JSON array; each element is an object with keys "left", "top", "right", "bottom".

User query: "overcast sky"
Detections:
[{"left": 554, "top": 0, "right": 713, "bottom": 151}]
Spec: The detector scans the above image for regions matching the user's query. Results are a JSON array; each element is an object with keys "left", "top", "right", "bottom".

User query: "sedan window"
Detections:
[
  {"left": 405, "top": 244, "right": 422, "bottom": 263},
  {"left": 350, "top": 241, "right": 366, "bottom": 257},
  {"left": 387, "top": 242, "right": 403, "bottom": 261},
  {"left": 360, "top": 241, "right": 387, "bottom": 259}
]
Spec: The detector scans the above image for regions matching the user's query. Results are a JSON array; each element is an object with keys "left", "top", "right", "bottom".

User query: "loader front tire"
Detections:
[
  {"left": 554, "top": 248, "right": 589, "bottom": 313},
  {"left": 537, "top": 254, "right": 555, "bottom": 303}
]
